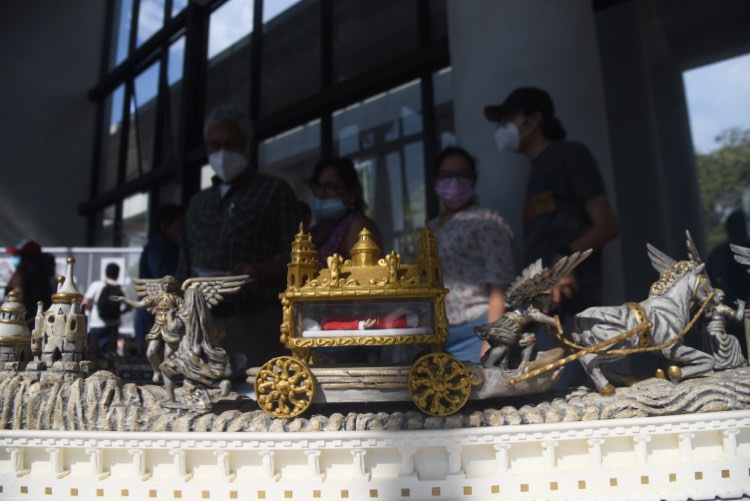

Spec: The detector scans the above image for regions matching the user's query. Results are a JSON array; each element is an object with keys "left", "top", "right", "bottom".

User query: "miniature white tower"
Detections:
[
  {"left": 34, "top": 257, "right": 88, "bottom": 366},
  {"left": 0, "top": 290, "right": 32, "bottom": 368}
]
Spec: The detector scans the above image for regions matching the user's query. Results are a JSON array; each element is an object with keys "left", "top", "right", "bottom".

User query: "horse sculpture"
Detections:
[{"left": 570, "top": 233, "right": 719, "bottom": 395}]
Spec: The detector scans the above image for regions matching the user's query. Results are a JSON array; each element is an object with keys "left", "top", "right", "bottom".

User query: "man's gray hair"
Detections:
[{"left": 203, "top": 105, "right": 253, "bottom": 144}]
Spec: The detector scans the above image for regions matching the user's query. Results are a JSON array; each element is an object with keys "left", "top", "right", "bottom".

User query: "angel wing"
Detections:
[
  {"left": 132, "top": 277, "right": 170, "bottom": 299},
  {"left": 730, "top": 243, "right": 750, "bottom": 271},
  {"left": 505, "top": 249, "right": 593, "bottom": 310},
  {"left": 181, "top": 275, "right": 250, "bottom": 308},
  {"left": 685, "top": 230, "right": 703, "bottom": 263},
  {"left": 646, "top": 242, "right": 676, "bottom": 274}
]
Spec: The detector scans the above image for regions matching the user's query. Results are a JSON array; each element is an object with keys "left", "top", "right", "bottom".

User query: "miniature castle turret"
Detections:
[
  {"left": 0, "top": 291, "right": 32, "bottom": 368},
  {"left": 33, "top": 257, "right": 88, "bottom": 366},
  {"left": 287, "top": 223, "right": 319, "bottom": 289},
  {"left": 415, "top": 225, "right": 443, "bottom": 286}
]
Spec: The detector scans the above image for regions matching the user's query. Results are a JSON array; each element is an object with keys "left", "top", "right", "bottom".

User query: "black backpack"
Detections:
[{"left": 97, "top": 283, "right": 123, "bottom": 321}]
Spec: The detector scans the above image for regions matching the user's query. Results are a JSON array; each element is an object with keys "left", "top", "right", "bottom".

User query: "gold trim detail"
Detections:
[
  {"left": 255, "top": 356, "right": 315, "bottom": 418},
  {"left": 409, "top": 353, "right": 470, "bottom": 416},
  {"left": 279, "top": 226, "right": 449, "bottom": 350},
  {"left": 625, "top": 302, "right": 652, "bottom": 347}
]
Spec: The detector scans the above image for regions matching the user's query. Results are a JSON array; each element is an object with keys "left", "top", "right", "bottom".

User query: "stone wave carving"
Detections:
[{"left": 1, "top": 366, "right": 749, "bottom": 432}]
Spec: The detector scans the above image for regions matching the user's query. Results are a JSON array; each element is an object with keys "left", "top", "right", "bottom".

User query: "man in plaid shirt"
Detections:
[{"left": 177, "top": 105, "right": 300, "bottom": 373}]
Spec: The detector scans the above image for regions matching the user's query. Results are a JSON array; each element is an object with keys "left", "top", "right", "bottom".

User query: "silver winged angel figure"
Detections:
[
  {"left": 474, "top": 250, "right": 592, "bottom": 370},
  {"left": 114, "top": 275, "right": 248, "bottom": 403}
]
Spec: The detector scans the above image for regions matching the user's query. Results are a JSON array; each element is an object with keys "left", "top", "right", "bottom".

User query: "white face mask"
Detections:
[
  {"left": 494, "top": 123, "right": 520, "bottom": 152},
  {"left": 208, "top": 149, "right": 248, "bottom": 183}
]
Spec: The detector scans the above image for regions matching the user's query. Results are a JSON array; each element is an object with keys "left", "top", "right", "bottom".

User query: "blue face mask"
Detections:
[
  {"left": 11, "top": 256, "right": 21, "bottom": 268},
  {"left": 312, "top": 197, "right": 347, "bottom": 220}
]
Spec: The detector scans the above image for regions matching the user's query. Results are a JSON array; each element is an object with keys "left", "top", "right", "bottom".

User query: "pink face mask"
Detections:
[{"left": 435, "top": 177, "right": 474, "bottom": 209}]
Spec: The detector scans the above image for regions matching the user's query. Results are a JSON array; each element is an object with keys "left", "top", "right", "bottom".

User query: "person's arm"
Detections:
[
  {"left": 481, "top": 286, "right": 506, "bottom": 357},
  {"left": 478, "top": 211, "right": 516, "bottom": 357},
  {"left": 234, "top": 181, "right": 301, "bottom": 281},
  {"left": 549, "top": 194, "right": 618, "bottom": 305},
  {"left": 487, "top": 287, "right": 506, "bottom": 323},
  {"left": 565, "top": 194, "right": 619, "bottom": 254},
  {"left": 82, "top": 282, "right": 100, "bottom": 311}
]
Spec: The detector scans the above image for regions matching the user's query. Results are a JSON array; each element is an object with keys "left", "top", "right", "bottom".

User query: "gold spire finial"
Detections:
[{"left": 350, "top": 228, "right": 381, "bottom": 266}]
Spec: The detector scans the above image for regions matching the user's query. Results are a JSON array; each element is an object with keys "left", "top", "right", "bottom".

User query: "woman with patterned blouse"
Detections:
[{"left": 428, "top": 146, "right": 516, "bottom": 363}]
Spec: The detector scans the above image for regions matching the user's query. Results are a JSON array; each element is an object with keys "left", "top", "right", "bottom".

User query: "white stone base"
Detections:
[{"left": 0, "top": 410, "right": 749, "bottom": 500}]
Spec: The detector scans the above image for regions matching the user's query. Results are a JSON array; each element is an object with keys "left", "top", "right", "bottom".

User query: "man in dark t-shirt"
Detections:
[{"left": 486, "top": 87, "right": 619, "bottom": 316}]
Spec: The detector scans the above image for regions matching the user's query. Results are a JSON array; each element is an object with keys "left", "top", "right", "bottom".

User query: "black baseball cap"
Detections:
[{"left": 484, "top": 87, "right": 555, "bottom": 123}]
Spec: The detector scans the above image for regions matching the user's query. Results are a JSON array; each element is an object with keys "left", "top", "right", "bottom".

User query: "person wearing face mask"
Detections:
[
  {"left": 177, "top": 105, "right": 300, "bottom": 374},
  {"left": 307, "top": 156, "right": 383, "bottom": 364},
  {"left": 308, "top": 157, "right": 383, "bottom": 263},
  {"left": 428, "top": 146, "right": 516, "bottom": 363},
  {"left": 485, "top": 87, "right": 619, "bottom": 319}
]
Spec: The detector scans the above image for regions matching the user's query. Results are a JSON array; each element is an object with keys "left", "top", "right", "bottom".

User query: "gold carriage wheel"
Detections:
[
  {"left": 255, "top": 356, "right": 315, "bottom": 419},
  {"left": 408, "top": 352, "right": 471, "bottom": 416}
]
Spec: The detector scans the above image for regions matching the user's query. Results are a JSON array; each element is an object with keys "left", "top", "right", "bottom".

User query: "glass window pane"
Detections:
[
  {"left": 433, "top": 67, "right": 455, "bottom": 148},
  {"left": 162, "top": 36, "right": 185, "bottom": 163},
  {"left": 171, "top": 0, "right": 187, "bottom": 17},
  {"left": 126, "top": 61, "right": 161, "bottom": 181},
  {"left": 167, "top": 36, "right": 185, "bottom": 85},
  {"left": 111, "top": 0, "right": 133, "bottom": 68},
  {"left": 95, "top": 205, "right": 117, "bottom": 246},
  {"left": 206, "top": 0, "right": 253, "bottom": 114},
  {"left": 258, "top": 119, "right": 321, "bottom": 201},
  {"left": 260, "top": 0, "right": 320, "bottom": 116},
  {"left": 136, "top": 0, "right": 165, "bottom": 47},
  {"left": 263, "top": 0, "right": 301, "bottom": 22},
  {"left": 122, "top": 192, "right": 150, "bottom": 248},
  {"left": 100, "top": 85, "right": 126, "bottom": 194},
  {"left": 333, "top": 0, "right": 418, "bottom": 83},
  {"left": 200, "top": 164, "right": 214, "bottom": 189},
  {"left": 332, "top": 80, "right": 424, "bottom": 259}
]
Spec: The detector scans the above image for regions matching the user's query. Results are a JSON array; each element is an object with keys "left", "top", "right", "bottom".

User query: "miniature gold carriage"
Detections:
[{"left": 249, "top": 225, "right": 473, "bottom": 418}]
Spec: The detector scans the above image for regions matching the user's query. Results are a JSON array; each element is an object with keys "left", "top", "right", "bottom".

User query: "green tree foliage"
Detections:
[{"left": 696, "top": 127, "right": 750, "bottom": 250}]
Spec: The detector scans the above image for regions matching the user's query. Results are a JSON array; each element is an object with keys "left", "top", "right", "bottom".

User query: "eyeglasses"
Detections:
[
  {"left": 436, "top": 172, "right": 474, "bottom": 182},
  {"left": 309, "top": 181, "right": 345, "bottom": 197}
]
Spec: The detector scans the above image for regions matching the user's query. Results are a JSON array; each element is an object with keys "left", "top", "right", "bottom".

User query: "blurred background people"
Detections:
[
  {"left": 177, "top": 105, "right": 300, "bottom": 375},
  {"left": 4, "top": 239, "right": 55, "bottom": 327},
  {"left": 83, "top": 262, "right": 129, "bottom": 358},
  {"left": 309, "top": 156, "right": 383, "bottom": 263},
  {"left": 486, "top": 87, "right": 619, "bottom": 388},
  {"left": 485, "top": 87, "right": 619, "bottom": 317},
  {"left": 308, "top": 156, "right": 383, "bottom": 363},
  {"left": 707, "top": 209, "right": 750, "bottom": 357},
  {"left": 134, "top": 203, "right": 185, "bottom": 356},
  {"left": 429, "top": 146, "right": 516, "bottom": 363},
  {"left": 707, "top": 210, "right": 750, "bottom": 305}
]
